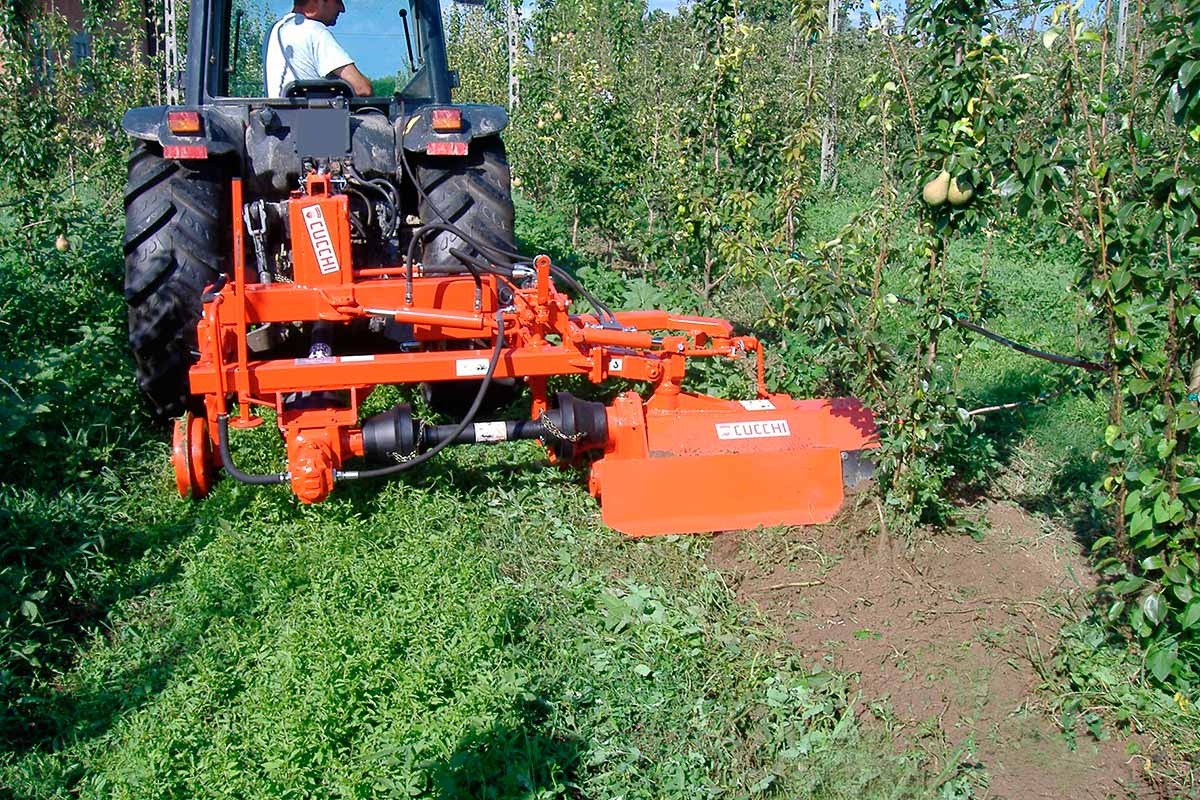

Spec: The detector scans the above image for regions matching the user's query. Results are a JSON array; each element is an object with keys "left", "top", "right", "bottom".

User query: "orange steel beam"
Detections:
[
  {"left": 186, "top": 345, "right": 699, "bottom": 395},
  {"left": 236, "top": 278, "right": 500, "bottom": 322}
]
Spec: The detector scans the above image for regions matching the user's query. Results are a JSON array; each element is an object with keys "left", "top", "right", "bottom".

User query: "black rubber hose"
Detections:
[
  {"left": 335, "top": 309, "right": 506, "bottom": 480},
  {"left": 404, "top": 222, "right": 483, "bottom": 301},
  {"left": 395, "top": 100, "right": 618, "bottom": 323},
  {"left": 201, "top": 273, "right": 229, "bottom": 304},
  {"left": 848, "top": 284, "right": 1108, "bottom": 372},
  {"left": 217, "top": 414, "right": 289, "bottom": 485},
  {"left": 948, "top": 315, "right": 1106, "bottom": 372},
  {"left": 449, "top": 246, "right": 516, "bottom": 279}
]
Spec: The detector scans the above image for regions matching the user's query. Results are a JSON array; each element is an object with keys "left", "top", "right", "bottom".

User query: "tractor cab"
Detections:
[{"left": 198, "top": 0, "right": 471, "bottom": 105}]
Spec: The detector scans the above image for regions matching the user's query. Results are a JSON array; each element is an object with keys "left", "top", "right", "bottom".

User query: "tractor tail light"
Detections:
[
  {"left": 430, "top": 108, "right": 462, "bottom": 132},
  {"left": 167, "top": 111, "right": 202, "bottom": 134}
]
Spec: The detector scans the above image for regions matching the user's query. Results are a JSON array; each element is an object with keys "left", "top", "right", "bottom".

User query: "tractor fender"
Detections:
[
  {"left": 397, "top": 103, "right": 508, "bottom": 154},
  {"left": 120, "top": 105, "right": 241, "bottom": 158}
]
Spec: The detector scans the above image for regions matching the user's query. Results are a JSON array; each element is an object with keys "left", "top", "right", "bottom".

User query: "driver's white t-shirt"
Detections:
[{"left": 263, "top": 13, "right": 354, "bottom": 98}]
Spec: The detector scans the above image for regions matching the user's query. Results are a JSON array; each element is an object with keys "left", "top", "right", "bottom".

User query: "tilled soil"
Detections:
[{"left": 708, "top": 498, "right": 1156, "bottom": 800}]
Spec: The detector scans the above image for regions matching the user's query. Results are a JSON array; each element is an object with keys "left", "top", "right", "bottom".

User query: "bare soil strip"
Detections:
[{"left": 708, "top": 500, "right": 1157, "bottom": 800}]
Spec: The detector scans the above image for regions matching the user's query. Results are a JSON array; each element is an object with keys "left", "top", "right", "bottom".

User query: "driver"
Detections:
[{"left": 264, "top": 0, "right": 372, "bottom": 98}]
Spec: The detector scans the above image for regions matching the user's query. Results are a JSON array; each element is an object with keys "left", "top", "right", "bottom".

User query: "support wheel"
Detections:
[{"left": 172, "top": 413, "right": 216, "bottom": 499}]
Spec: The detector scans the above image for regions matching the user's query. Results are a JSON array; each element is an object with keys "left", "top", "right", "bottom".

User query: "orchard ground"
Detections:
[{"left": 3, "top": 175, "right": 1196, "bottom": 798}]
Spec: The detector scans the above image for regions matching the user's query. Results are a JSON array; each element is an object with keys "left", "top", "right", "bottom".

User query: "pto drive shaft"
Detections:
[{"left": 361, "top": 392, "right": 608, "bottom": 464}]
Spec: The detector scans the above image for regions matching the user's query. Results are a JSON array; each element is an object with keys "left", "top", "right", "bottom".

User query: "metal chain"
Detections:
[
  {"left": 388, "top": 419, "right": 428, "bottom": 463},
  {"left": 242, "top": 200, "right": 273, "bottom": 284},
  {"left": 538, "top": 411, "right": 584, "bottom": 442}
]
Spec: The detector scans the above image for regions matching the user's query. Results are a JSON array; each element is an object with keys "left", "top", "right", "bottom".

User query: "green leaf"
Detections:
[
  {"left": 1163, "top": 562, "right": 1188, "bottom": 584},
  {"left": 1129, "top": 509, "right": 1152, "bottom": 538},
  {"left": 1140, "top": 555, "right": 1165, "bottom": 572},
  {"left": 1135, "top": 530, "right": 1170, "bottom": 550},
  {"left": 1110, "top": 268, "right": 1131, "bottom": 293},
  {"left": 1111, "top": 576, "right": 1148, "bottom": 595},
  {"left": 1142, "top": 593, "right": 1166, "bottom": 626},
  {"left": 1105, "top": 424, "right": 1121, "bottom": 446},
  {"left": 1146, "top": 642, "right": 1177, "bottom": 682},
  {"left": 749, "top": 774, "right": 777, "bottom": 794},
  {"left": 1153, "top": 492, "right": 1172, "bottom": 524},
  {"left": 1182, "top": 600, "right": 1200, "bottom": 629},
  {"left": 1182, "top": 60, "right": 1200, "bottom": 89},
  {"left": 1042, "top": 28, "right": 1060, "bottom": 49},
  {"left": 633, "top": 663, "right": 652, "bottom": 677},
  {"left": 1107, "top": 600, "right": 1126, "bottom": 621}
]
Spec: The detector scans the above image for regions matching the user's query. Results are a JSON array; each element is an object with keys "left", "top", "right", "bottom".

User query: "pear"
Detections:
[
  {"left": 947, "top": 177, "right": 974, "bottom": 206},
  {"left": 922, "top": 170, "right": 950, "bottom": 207},
  {"left": 54, "top": 234, "right": 70, "bottom": 252}
]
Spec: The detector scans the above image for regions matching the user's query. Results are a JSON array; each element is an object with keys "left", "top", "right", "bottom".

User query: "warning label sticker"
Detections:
[
  {"left": 739, "top": 399, "right": 776, "bottom": 411},
  {"left": 715, "top": 419, "right": 791, "bottom": 440},
  {"left": 474, "top": 421, "right": 508, "bottom": 443},
  {"left": 455, "top": 358, "right": 490, "bottom": 377}
]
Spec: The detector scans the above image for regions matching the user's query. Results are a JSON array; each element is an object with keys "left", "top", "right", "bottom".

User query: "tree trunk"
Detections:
[
  {"left": 506, "top": 0, "right": 519, "bottom": 111},
  {"left": 818, "top": 0, "right": 838, "bottom": 188},
  {"left": 1115, "top": 0, "right": 1130, "bottom": 67}
]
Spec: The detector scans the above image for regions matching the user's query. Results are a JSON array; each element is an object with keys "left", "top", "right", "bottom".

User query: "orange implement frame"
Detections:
[{"left": 178, "top": 176, "right": 877, "bottom": 535}]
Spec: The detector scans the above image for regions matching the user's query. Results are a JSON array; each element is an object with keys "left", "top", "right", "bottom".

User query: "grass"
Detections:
[
  {"left": 1, "top": 440, "right": 949, "bottom": 798},
  {"left": 0, "top": 208, "right": 959, "bottom": 799}
]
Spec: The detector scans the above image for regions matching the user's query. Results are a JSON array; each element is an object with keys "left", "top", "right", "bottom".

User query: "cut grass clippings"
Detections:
[{"left": 2, "top": 432, "right": 953, "bottom": 799}]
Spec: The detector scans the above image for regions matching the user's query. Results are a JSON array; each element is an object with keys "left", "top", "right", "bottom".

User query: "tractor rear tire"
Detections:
[
  {"left": 414, "top": 137, "right": 518, "bottom": 417},
  {"left": 124, "top": 141, "right": 229, "bottom": 421},
  {"left": 414, "top": 135, "right": 516, "bottom": 266}
]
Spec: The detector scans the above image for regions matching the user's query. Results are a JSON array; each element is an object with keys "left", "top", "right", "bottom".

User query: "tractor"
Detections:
[{"left": 121, "top": 0, "right": 877, "bottom": 535}]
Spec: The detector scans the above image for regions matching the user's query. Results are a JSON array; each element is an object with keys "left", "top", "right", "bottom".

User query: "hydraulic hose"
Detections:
[
  {"left": 335, "top": 309, "right": 506, "bottom": 480},
  {"left": 217, "top": 414, "right": 289, "bottom": 485},
  {"left": 847, "top": 283, "right": 1108, "bottom": 372},
  {"left": 395, "top": 100, "right": 618, "bottom": 324}
]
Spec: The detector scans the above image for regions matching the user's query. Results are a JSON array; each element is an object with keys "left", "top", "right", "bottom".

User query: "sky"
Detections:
[{"left": 262, "top": 0, "right": 682, "bottom": 79}]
